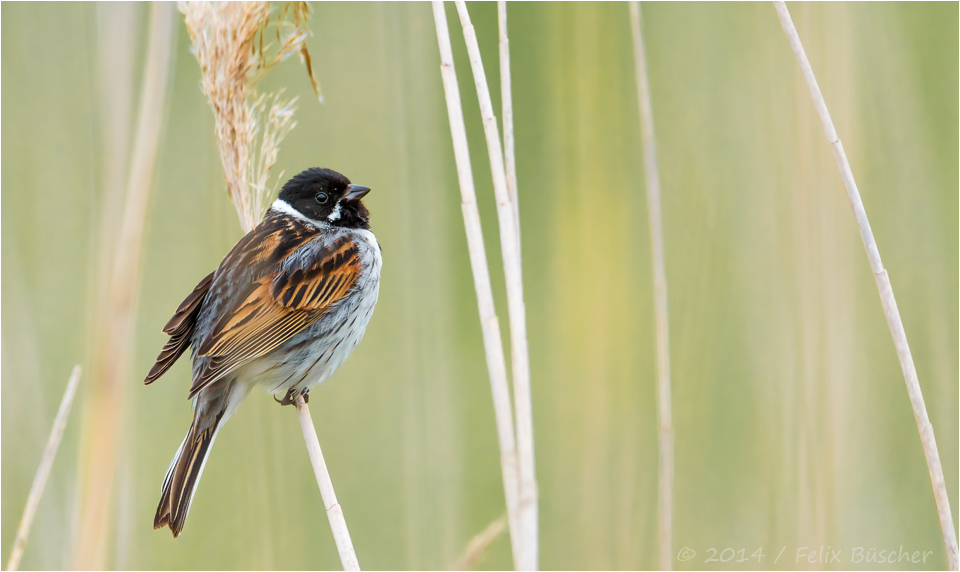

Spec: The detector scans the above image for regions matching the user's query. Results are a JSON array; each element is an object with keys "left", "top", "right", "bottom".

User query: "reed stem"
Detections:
[
  {"left": 294, "top": 396, "right": 360, "bottom": 571},
  {"left": 73, "top": 4, "right": 176, "bottom": 566},
  {"left": 7, "top": 366, "right": 82, "bottom": 572},
  {"left": 451, "top": 514, "right": 508, "bottom": 571},
  {"left": 773, "top": 3, "right": 958, "bottom": 569},
  {"left": 453, "top": 3, "right": 538, "bottom": 568},
  {"left": 628, "top": 4, "right": 674, "bottom": 570},
  {"left": 498, "top": 2, "right": 521, "bottom": 268},
  {"left": 431, "top": 2, "right": 524, "bottom": 568}
]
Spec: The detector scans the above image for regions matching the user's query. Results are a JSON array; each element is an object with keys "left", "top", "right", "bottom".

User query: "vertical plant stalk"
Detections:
[
  {"left": 181, "top": 3, "right": 357, "bottom": 569},
  {"left": 7, "top": 366, "right": 82, "bottom": 572},
  {"left": 454, "top": 3, "right": 538, "bottom": 569},
  {"left": 496, "top": 12, "right": 538, "bottom": 565},
  {"left": 431, "top": 2, "right": 524, "bottom": 568},
  {"left": 294, "top": 397, "right": 360, "bottom": 571},
  {"left": 92, "top": 6, "right": 139, "bottom": 566},
  {"left": 498, "top": 2, "right": 521, "bottom": 267},
  {"left": 628, "top": 3, "right": 674, "bottom": 570},
  {"left": 774, "top": 3, "right": 959, "bottom": 569},
  {"left": 73, "top": 4, "right": 176, "bottom": 568}
]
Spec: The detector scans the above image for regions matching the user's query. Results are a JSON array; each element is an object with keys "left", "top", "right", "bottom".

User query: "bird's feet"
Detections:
[{"left": 274, "top": 388, "right": 310, "bottom": 406}]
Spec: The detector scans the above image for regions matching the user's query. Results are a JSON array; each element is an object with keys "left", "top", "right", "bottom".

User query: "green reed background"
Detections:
[{"left": 2, "top": 2, "right": 957, "bottom": 570}]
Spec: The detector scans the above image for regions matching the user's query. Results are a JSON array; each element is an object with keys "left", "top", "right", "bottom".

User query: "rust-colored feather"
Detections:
[{"left": 189, "top": 234, "right": 361, "bottom": 397}]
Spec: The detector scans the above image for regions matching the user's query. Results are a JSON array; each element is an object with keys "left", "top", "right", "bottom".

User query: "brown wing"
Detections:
[
  {"left": 144, "top": 272, "right": 214, "bottom": 384},
  {"left": 189, "top": 238, "right": 360, "bottom": 397}
]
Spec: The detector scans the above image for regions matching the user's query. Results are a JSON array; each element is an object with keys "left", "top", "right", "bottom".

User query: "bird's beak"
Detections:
[{"left": 344, "top": 184, "right": 371, "bottom": 202}]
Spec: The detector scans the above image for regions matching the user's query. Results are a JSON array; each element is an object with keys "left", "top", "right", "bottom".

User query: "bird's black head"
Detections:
[{"left": 276, "top": 167, "right": 371, "bottom": 229}]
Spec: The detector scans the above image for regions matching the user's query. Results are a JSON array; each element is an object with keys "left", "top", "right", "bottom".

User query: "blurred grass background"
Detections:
[{"left": 1, "top": 2, "right": 957, "bottom": 570}]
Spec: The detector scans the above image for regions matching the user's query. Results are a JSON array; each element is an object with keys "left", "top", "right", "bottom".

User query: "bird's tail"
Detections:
[{"left": 153, "top": 406, "right": 226, "bottom": 537}]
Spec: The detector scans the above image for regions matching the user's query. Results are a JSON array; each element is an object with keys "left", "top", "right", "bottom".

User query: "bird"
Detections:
[{"left": 144, "top": 167, "right": 381, "bottom": 537}]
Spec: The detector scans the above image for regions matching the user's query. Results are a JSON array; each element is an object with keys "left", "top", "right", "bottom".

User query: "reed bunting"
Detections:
[{"left": 145, "top": 167, "right": 381, "bottom": 537}]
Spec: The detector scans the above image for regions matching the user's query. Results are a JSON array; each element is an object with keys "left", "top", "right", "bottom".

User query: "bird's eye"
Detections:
[{"left": 315, "top": 192, "right": 329, "bottom": 204}]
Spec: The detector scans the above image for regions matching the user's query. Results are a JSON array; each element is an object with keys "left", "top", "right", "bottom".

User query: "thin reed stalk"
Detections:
[
  {"left": 73, "top": 5, "right": 176, "bottom": 567},
  {"left": 293, "top": 394, "right": 360, "bottom": 569},
  {"left": 451, "top": 515, "right": 508, "bottom": 571},
  {"left": 628, "top": 3, "right": 674, "bottom": 570},
  {"left": 7, "top": 366, "right": 82, "bottom": 572},
  {"left": 453, "top": 3, "right": 538, "bottom": 568},
  {"left": 91, "top": 7, "right": 138, "bottom": 563},
  {"left": 498, "top": 2, "right": 521, "bottom": 266},
  {"left": 294, "top": 396, "right": 360, "bottom": 571},
  {"left": 431, "top": 2, "right": 524, "bottom": 568},
  {"left": 180, "top": 3, "right": 358, "bottom": 569},
  {"left": 773, "top": 3, "right": 959, "bottom": 569}
]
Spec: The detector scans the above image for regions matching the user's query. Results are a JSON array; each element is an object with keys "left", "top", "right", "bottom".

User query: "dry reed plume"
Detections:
[
  {"left": 179, "top": 1, "right": 319, "bottom": 232},
  {"left": 180, "top": 3, "right": 359, "bottom": 569}
]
